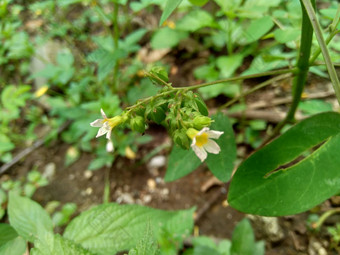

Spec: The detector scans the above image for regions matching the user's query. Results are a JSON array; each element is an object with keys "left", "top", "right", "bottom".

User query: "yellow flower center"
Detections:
[{"left": 195, "top": 133, "right": 209, "bottom": 147}]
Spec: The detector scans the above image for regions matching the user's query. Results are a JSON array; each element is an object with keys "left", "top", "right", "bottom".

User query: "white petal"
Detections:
[
  {"left": 96, "top": 126, "right": 108, "bottom": 138},
  {"left": 106, "top": 140, "right": 114, "bottom": 152},
  {"left": 100, "top": 108, "right": 107, "bottom": 119},
  {"left": 204, "top": 139, "right": 221, "bottom": 154},
  {"left": 106, "top": 128, "right": 112, "bottom": 140},
  {"left": 206, "top": 130, "right": 224, "bottom": 139},
  {"left": 197, "top": 127, "right": 210, "bottom": 136},
  {"left": 90, "top": 119, "right": 104, "bottom": 127},
  {"left": 191, "top": 144, "right": 207, "bottom": 162}
]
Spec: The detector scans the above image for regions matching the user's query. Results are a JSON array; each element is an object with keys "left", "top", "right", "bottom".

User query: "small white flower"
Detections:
[
  {"left": 106, "top": 140, "right": 114, "bottom": 152},
  {"left": 90, "top": 109, "right": 123, "bottom": 140},
  {"left": 188, "top": 127, "right": 224, "bottom": 162}
]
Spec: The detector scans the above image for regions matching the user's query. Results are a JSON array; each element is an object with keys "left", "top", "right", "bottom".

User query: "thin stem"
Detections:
[
  {"left": 181, "top": 68, "right": 295, "bottom": 90},
  {"left": 313, "top": 208, "right": 340, "bottom": 230},
  {"left": 309, "top": 29, "right": 340, "bottom": 65},
  {"left": 302, "top": 0, "right": 340, "bottom": 105},
  {"left": 219, "top": 73, "right": 292, "bottom": 109}
]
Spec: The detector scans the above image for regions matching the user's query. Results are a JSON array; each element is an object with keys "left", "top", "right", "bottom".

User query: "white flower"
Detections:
[
  {"left": 187, "top": 127, "right": 224, "bottom": 162},
  {"left": 106, "top": 140, "right": 114, "bottom": 152},
  {"left": 90, "top": 109, "right": 123, "bottom": 140}
]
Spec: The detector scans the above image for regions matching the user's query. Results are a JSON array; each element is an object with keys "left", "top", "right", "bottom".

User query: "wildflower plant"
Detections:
[{"left": 91, "top": 68, "right": 237, "bottom": 182}]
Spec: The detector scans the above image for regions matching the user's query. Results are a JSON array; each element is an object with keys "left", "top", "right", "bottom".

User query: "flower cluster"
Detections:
[{"left": 90, "top": 84, "right": 224, "bottom": 162}]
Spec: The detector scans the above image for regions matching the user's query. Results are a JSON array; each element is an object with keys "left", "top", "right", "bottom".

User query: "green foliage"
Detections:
[
  {"left": 185, "top": 218, "right": 264, "bottom": 255},
  {"left": 159, "top": 0, "right": 183, "bottom": 26},
  {"left": 0, "top": 224, "right": 26, "bottom": 255},
  {"left": 229, "top": 112, "right": 340, "bottom": 216},
  {"left": 64, "top": 203, "right": 194, "bottom": 254}
]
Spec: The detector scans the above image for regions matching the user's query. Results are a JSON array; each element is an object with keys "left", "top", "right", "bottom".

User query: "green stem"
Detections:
[
  {"left": 313, "top": 208, "right": 340, "bottom": 230},
  {"left": 309, "top": 29, "right": 340, "bottom": 65},
  {"left": 181, "top": 68, "right": 295, "bottom": 90},
  {"left": 302, "top": 0, "right": 340, "bottom": 105}
]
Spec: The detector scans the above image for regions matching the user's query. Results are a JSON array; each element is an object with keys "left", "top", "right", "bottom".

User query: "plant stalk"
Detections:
[{"left": 302, "top": 0, "right": 340, "bottom": 105}]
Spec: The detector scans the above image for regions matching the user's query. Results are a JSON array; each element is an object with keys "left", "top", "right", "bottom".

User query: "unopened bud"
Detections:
[
  {"left": 130, "top": 116, "right": 146, "bottom": 133},
  {"left": 193, "top": 116, "right": 212, "bottom": 130},
  {"left": 173, "top": 129, "right": 190, "bottom": 149}
]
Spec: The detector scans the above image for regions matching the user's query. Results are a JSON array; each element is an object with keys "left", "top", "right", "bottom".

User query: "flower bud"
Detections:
[
  {"left": 193, "top": 116, "right": 212, "bottom": 130},
  {"left": 173, "top": 129, "right": 190, "bottom": 149},
  {"left": 130, "top": 116, "right": 146, "bottom": 133}
]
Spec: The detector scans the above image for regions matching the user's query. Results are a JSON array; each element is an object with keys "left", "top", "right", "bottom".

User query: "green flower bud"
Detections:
[
  {"left": 173, "top": 129, "right": 190, "bottom": 149},
  {"left": 130, "top": 116, "right": 146, "bottom": 133},
  {"left": 193, "top": 116, "right": 212, "bottom": 130}
]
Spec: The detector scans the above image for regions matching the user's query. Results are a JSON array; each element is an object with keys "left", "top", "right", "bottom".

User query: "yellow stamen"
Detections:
[{"left": 195, "top": 133, "right": 209, "bottom": 147}]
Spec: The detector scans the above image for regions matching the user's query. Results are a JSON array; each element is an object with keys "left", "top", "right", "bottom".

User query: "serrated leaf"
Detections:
[
  {"left": 206, "top": 113, "right": 236, "bottom": 182},
  {"left": 159, "top": 0, "right": 183, "bottom": 26},
  {"left": 31, "top": 233, "right": 94, "bottom": 255},
  {"left": 63, "top": 203, "right": 194, "bottom": 255},
  {"left": 228, "top": 112, "right": 340, "bottom": 216},
  {"left": 164, "top": 145, "right": 201, "bottom": 182},
  {"left": 8, "top": 192, "right": 53, "bottom": 242}
]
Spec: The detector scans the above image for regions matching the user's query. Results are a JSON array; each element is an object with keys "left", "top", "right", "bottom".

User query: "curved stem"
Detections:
[
  {"left": 313, "top": 208, "right": 340, "bottom": 230},
  {"left": 302, "top": 0, "right": 340, "bottom": 105}
]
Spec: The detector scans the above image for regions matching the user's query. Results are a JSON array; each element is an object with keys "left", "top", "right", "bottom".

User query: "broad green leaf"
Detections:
[
  {"left": 241, "top": 16, "right": 274, "bottom": 44},
  {"left": 206, "top": 113, "right": 237, "bottom": 182},
  {"left": 164, "top": 145, "right": 201, "bottom": 182},
  {"left": 159, "top": 0, "right": 183, "bottom": 26},
  {"left": 151, "top": 27, "right": 188, "bottom": 49},
  {"left": 0, "top": 134, "right": 15, "bottom": 153},
  {"left": 31, "top": 233, "right": 94, "bottom": 255},
  {"left": 176, "top": 10, "right": 215, "bottom": 32},
  {"left": 228, "top": 112, "right": 340, "bottom": 216},
  {"left": 194, "top": 246, "right": 220, "bottom": 255},
  {"left": 0, "top": 225, "right": 26, "bottom": 255},
  {"left": 230, "top": 219, "right": 256, "bottom": 255},
  {"left": 63, "top": 203, "right": 194, "bottom": 255},
  {"left": 8, "top": 192, "right": 53, "bottom": 242}
]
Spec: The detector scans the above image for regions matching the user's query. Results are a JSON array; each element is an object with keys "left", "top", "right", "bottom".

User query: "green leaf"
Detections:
[
  {"left": 298, "top": 100, "right": 333, "bottom": 115},
  {"left": 274, "top": 28, "right": 300, "bottom": 43},
  {"left": 0, "top": 224, "right": 26, "bottom": 255},
  {"left": 128, "top": 223, "right": 159, "bottom": 255},
  {"left": 164, "top": 145, "right": 201, "bottom": 182},
  {"left": 31, "top": 233, "right": 94, "bottom": 255},
  {"left": 206, "top": 113, "right": 237, "bottom": 182},
  {"left": 216, "top": 54, "right": 244, "bottom": 78},
  {"left": 189, "top": 0, "right": 209, "bottom": 6},
  {"left": 151, "top": 27, "right": 188, "bottom": 49},
  {"left": 176, "top": 10, "right": 215, "bottom": 32},
  {"left": 8, "top": 192, "right": 53, "bottom": 242},
  {"left": 242, "top": 16, "right": 274, "bottom": 44},
  {"left": 230, "top": 219, "right": 256, "bottom": 255},
  {"left": 0, "top": 134, "right": 15, "bottom": 153},
  {"left": 228, "top": 112, "right": 340, "bottom": 216},
  {"left": 159, "top": 0, "right": 183, "bottom": 26},
  {"left": 63, "top": 203, "right": 194, "bottom": 255}
]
